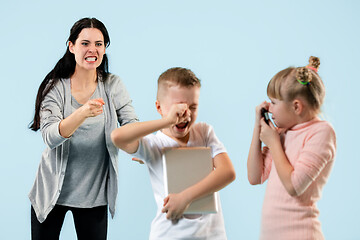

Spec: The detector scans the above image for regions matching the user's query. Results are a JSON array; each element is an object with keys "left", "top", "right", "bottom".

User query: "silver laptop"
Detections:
[{"left": 162, "top": 147, "right": 218, "bottom": 214}]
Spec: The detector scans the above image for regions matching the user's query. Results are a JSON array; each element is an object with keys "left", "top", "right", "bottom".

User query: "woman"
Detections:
[{"left": 29, "top": 17, "right": 138, "bottom": 240}]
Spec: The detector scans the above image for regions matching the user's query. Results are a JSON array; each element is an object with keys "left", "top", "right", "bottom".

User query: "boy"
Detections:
[{"left": 111, "top": 67, "right": 236, "bottom": 239}]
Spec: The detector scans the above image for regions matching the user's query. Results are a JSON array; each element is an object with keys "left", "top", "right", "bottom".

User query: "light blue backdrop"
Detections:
[{"left": 1, "top": 0, "right": 358, "bottom": 239}]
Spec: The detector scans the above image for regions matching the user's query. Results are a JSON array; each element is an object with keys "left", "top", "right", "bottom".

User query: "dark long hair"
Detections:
[{"left": 29, "top": 17, "right": 111, "bottom": 131}]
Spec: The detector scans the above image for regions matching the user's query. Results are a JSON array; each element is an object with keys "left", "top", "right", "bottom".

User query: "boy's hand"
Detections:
[
  {"left": 161, "top": 193, "right": 191, "bottom": 220},
  {"left": 132, "top": 157, "right": 144, "bottom": 164},
  {"left": 166, "top": 103, "right": 191, "bottom": 126}
]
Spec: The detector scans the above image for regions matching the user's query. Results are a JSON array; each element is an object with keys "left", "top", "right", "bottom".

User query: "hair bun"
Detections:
[
  {"left": 308, "top": 56, "right": 320, "bottom": 70},
  {"left": 296, "top": 67, "right": 312, "bottom": 84}
]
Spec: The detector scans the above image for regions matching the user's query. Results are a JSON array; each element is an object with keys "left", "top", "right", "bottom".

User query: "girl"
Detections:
[
  {"left": 29, "top": 18, "right": 138, "bottom": 240},
  {"left": 247, "top": 56, "right": 336, "bottom": 240}
]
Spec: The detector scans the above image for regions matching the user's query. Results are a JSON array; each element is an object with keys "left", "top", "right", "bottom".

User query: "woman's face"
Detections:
[{"left": 69, "top": 28, "right": 106, "bottom": 71}]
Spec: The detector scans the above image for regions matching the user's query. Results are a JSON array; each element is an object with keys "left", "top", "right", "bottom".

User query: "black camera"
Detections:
[{"left": 261, "top": 108, "right": 270, "bottom": 125}]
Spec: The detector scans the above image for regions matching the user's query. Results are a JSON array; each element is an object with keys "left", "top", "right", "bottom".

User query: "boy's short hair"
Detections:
[{"left": 157, "top": 67, "right": 201, "bottom": 100}]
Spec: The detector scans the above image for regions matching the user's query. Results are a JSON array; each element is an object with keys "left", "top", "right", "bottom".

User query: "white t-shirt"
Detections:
[{"left": 133, "top": 122, "right": 228, "bottom": 240}]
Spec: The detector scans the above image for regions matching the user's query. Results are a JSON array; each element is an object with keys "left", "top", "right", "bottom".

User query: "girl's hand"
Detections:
[
  {"left": 255, "top": 101, "right": 270, "bottom": 126},
  {"left": 161, "top": 193, "right": 191, "bottom": 220},
  {"left": 259, "top": 118, "right": 280, "bottom": 148},
  {"left": 165, "top": 103, "right": 191, "bottom": 126},
  {"left": 81, "top": 98, "right": 105, "bottom": 118}
]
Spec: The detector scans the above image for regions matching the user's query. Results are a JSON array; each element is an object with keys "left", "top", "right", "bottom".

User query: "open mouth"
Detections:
[
  {"left": 85, "top": 57, "right": 97, "bottom": 62},
  {"left": 175, "top": 121, "right": 189, "bottom": 130}
]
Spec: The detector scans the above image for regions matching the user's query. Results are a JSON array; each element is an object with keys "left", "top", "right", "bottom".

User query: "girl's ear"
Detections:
[
  {"left": 155, "top": 100, "right": 162, "bottom": 115},
  {"left": 292, "top": 99, "right": 303, "bottom": 115}
]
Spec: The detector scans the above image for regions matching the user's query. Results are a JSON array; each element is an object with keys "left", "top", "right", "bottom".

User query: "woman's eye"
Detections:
[
  {"left": 96, "top": 43, "right": 103, "bottom": 47},
  {"left": 81, "top": 42, "right": 88, "bottom": 46}
]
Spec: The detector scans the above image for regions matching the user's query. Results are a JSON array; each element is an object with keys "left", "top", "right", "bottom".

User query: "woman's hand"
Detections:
[
  {"left": 81, "top": 98, "right": 105, "bottom": 118},
  {"left": 161, "top": 192, "right": 191, "bottom": 220},
  {"left": 59, "top": 98, "right": 105, "bottom": 138}
]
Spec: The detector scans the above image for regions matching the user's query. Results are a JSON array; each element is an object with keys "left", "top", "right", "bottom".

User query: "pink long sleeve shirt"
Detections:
[{"left": 260, "top": 118, "right": 336, "bottom": 240}]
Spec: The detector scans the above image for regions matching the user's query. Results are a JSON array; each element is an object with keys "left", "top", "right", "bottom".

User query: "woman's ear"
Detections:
[
  {"left": 155, "top": 100, "right": 162, "bottom": 115},
  {"left": 68, "top": 42, "right": 74, "bottom": 54},
  {"left": 292, "top": 99, "right": 303, "bottom": 115}
]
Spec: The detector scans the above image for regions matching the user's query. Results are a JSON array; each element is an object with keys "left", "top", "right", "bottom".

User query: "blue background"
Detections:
[{"left": 1, "top": 0, "right": 358, "bottom": 239}]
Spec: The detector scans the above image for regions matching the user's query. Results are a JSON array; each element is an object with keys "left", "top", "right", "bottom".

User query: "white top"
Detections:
[{"left": 133, "top": 122, "right": 228, "bottom": 240}]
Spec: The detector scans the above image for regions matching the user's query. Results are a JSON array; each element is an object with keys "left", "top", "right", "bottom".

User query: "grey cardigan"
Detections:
[{"left": 29, "top": 74, "right": 138, "bottom": 222}]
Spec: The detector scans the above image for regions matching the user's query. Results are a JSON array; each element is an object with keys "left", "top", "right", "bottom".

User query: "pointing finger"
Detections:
[{"left": 93, "top": 98, "right": 105, "bottom": 105}]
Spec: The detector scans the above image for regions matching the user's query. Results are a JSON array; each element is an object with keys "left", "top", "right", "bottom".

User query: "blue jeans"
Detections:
[{"left": 31, "top": 205, "right": 108, "bottom": 240}]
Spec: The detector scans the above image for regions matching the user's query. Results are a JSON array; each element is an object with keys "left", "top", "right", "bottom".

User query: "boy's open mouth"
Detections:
[{"left": 175, "top": 121, "right": 189, "bottom": 130}]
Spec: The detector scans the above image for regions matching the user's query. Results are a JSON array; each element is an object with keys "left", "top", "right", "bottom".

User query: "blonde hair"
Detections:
[
  {"left": 157, "top": 67, "right": 201, "bottom": 100},
  {"left": 267, "top": 56, "right": 325, "bottom": 114}
]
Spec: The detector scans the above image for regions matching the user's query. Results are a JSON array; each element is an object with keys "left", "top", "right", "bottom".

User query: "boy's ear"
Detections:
[
  {"left": 155, "top": 100, "right": 162, "bottom": 115},
  {"left": 292, "top": 99, "right": 303, "bottom": 115}
]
